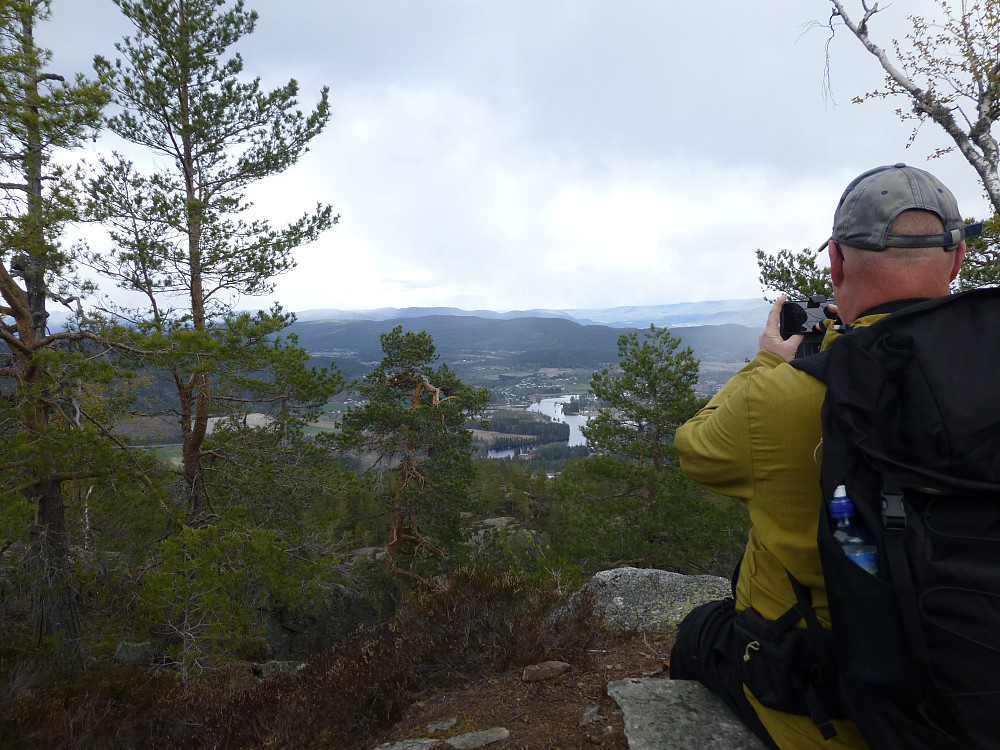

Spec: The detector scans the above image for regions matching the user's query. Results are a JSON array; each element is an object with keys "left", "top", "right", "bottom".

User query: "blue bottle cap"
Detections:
[{"left": 829, "top": 485, "right": 854, "bottom": 518}]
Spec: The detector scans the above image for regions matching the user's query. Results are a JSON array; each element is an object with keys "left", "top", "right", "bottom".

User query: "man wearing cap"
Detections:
[{"left": 667, "top": 164, "right": 976, "bottom": 750}]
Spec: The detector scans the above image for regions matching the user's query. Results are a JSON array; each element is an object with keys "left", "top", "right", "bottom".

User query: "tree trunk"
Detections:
[
  {"left": 19, "top": 272, "right": 83, "bottom": 665},
  {"left": 180, "top": 46, "right": 211, "bottom": 520},
  {"left": 182, "top": 441, "right": 209, "bottom": 521},
  {"left": 20, "top": 8, "right": 81, "bottom": 664},
  {"left": 27, "top": 476, "right": 83, "bottom": 666},
  {"left": 179, "top": 372, "right": 211, "bottom": 520}
]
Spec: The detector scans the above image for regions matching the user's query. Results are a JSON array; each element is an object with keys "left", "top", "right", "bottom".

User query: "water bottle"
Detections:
[{"left": 829, "top": 485, "right": 879, "bottom": 576}]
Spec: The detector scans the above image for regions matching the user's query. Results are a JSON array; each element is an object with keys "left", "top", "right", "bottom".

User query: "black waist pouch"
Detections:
[{"left": 733, "top": 604, "right": 845, "bottom": 722}]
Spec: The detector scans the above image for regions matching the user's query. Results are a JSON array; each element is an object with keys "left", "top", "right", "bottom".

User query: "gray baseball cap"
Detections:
[{"left": 831, "top": 163, "right": 982, "bottom": 251}]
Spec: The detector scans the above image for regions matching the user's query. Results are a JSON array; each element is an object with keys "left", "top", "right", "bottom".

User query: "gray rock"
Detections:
[
  {"left": 476, "top": 516, "right": 517, "bottom": 530},
  {"left": 584, "top": 567, "right": 731, "bottom": 630},
  {"left": 265, "top": 583, "right": 378, "bottom": 660},
  {"left": 369, "top": 727, "right": 510, "bottom": 750},
  {"left": 370, "top": 741, "right": 443, "bottom": 750},
  {"left": 608, "top": 678, "right": 768, "bottom": 750},
  {"left": 426, "top": 717, "right": 458, "bottom": 733},
  {"left": 114, "top": 641, "right": 154, "bottom": 664},
  {"left": 443, "top": 727, "right": 510, "bottom": 749},
  {"left": 352, "top": 546, "right": 387, "bottom": 562},
  {"left": 579, "top": 705, "right": 603, "bottom": 726},
  {"left": 467, "top": 516, "right": 528, "bottom": 545},
  {"left": 521, "top": 660, "right": 570, "bottom": 682}
]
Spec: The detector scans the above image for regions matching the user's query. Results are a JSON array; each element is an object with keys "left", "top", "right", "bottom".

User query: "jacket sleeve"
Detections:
[{"left": 673, "top": 349, "right": 786, "bottom": 502}]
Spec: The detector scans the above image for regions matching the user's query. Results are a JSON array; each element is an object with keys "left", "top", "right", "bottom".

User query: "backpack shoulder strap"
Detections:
[{"left": 789, "top": 347, "right": 831, "bottom": 382}]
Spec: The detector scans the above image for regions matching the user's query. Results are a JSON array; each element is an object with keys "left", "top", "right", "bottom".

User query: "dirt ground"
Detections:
[{"left": 366, "top": 628, "right": 677, "bottom": 750}]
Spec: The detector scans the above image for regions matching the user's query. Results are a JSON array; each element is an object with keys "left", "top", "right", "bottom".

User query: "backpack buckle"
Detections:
[{"left": 881, "top": 489, "right": 907, "bottom": 531}]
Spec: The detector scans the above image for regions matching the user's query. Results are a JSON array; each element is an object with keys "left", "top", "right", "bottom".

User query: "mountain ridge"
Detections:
[
  {"left": 288, "top": 314, "right": 760, "bottom": 383},
  {"left": 292, "top": 298, "right": 771, "bottom": 329}
]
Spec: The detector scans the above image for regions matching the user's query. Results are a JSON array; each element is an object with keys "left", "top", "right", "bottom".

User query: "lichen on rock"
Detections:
[{"left": 582, "top": 566, "right": 731, "bottom": 630}]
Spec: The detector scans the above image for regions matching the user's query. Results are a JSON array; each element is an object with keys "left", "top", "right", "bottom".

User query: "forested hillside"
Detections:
[{"left": 290, "top": 314, "right": 758, "bottom": 381}]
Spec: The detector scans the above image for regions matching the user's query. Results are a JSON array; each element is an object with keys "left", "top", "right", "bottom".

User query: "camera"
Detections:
[{"left": 780, "top": 295, "right": 835, "bottom": 357}]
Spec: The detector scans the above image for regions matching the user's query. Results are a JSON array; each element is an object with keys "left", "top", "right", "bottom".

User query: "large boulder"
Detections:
[
  {"left": 582, "top": 566, "right": 731, "bottom": 630},
  {"left": 265, "top": 583, "right": 377, "bottom": 660}
]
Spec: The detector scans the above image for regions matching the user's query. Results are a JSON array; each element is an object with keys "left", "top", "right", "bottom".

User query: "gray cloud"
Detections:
[{"left": 43, "top": 0, "right": 991, "bottom": 312}]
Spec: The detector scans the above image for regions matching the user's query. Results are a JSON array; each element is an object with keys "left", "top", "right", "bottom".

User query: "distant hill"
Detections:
[
  {"left": 293, "top": 298, "right": 771, "bottom": 329},
  {"left": 290, "top": 315, "right": 620, "bottom": 359},
  {"left": 288, "top": 314, "right": 758, "bottom": 382}
]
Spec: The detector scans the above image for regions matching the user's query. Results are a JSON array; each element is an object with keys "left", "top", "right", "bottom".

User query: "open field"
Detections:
[
  {"left": 470, "top": 428, "right": 535, "bottom": 446},
  {"left": 150, "top": 444, "right": 183, "bottom": 466}
]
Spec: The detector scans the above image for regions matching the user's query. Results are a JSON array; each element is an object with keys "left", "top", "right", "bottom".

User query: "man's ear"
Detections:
[
  {"left": 949, "top": 241, "right": 966, "bottom": 283},
  {"left": 828, "top": 239, "right": 845, "bottom": 287}
]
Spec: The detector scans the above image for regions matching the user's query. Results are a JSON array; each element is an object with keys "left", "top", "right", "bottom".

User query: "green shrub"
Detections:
[{"left": 545, "top": 458, "right": 748, "bottom": 576}]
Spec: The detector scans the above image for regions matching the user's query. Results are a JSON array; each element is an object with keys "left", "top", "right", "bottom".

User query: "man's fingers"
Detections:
[
  {"left": 759, "top": 295, "right": 803, "bottom": 362},
  {"left": 767, "top": 295, "right": 787, "bottom": 328}
]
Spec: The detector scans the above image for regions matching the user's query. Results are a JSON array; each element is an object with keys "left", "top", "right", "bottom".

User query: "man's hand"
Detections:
[{"left": 759, "top": 296, "right": 803, "bottom": 362}]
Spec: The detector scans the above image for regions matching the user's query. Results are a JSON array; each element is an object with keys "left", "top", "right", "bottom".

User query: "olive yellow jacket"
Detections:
[{"left": 673, "top": 318, "right": 893, "bottom": 750}]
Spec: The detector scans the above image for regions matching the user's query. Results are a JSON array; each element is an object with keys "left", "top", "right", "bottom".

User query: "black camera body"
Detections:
[{"left": 779, "top": 295, "right": 835, "bottom": 358}]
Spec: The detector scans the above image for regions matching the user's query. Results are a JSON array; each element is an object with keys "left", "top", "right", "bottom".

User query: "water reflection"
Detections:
[{"left": 527, "top": 396, "right": 589, "bottom": 447}]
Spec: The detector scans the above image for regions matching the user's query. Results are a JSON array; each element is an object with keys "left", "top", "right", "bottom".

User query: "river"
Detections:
[
  {"left": 487, "top": 395, "right": 589, "bottom": 459},
  {"left": 527, "top": 396, "right": 589, "bottom": 447}
]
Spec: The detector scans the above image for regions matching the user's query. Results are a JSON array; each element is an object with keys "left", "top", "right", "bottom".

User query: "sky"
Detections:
[{"left": 40, "top": 0, "right": 994, "bottom": 314}]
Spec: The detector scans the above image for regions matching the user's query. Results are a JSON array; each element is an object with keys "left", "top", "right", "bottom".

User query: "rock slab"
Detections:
[
  {"left": 370, "top": 727, "right": 510, "bottom": 750},
  {"left": 443, "top": 727, "right": 510, "bottom": 749},
  {"left": 608, "top": 678, "right": 768, "bottom": 750}
]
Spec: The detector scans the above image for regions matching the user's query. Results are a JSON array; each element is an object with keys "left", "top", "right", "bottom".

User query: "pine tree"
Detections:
[
  {"left": 85, "top": 0, "right": 340, "bottom": 520},
  {"left": 755, "top": 246, "right": 834, "bottom": 301},
  {"left": 337, "top": 326, "right": 489, "bottom": 583},
  {"left": 0, "top": 0, "right": 109, "bottom": 662},
  {"left": 583, "top": 324, "right": 699, "bottom": 471}
]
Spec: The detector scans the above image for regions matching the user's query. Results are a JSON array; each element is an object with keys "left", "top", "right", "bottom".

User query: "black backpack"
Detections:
[{"left": 791, "top": 287, "right": 1000, "bottom": 749}]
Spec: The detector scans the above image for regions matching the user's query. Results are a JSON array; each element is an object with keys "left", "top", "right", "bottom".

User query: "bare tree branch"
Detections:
[{"left": 828, "top": 0, "right": 1000, "bottom": 211}]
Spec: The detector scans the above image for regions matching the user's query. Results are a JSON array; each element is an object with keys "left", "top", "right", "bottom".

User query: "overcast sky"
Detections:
[{"left": 42, "top": 0, "right": 992, "bottom": 314}]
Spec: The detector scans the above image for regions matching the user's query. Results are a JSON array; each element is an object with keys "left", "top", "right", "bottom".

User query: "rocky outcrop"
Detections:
[
  {"left": 588, "top": 568, "right": 766, "bottom": 749},
  {"left": 265, "top": 583, "right": 378, "bottom": 661}
]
